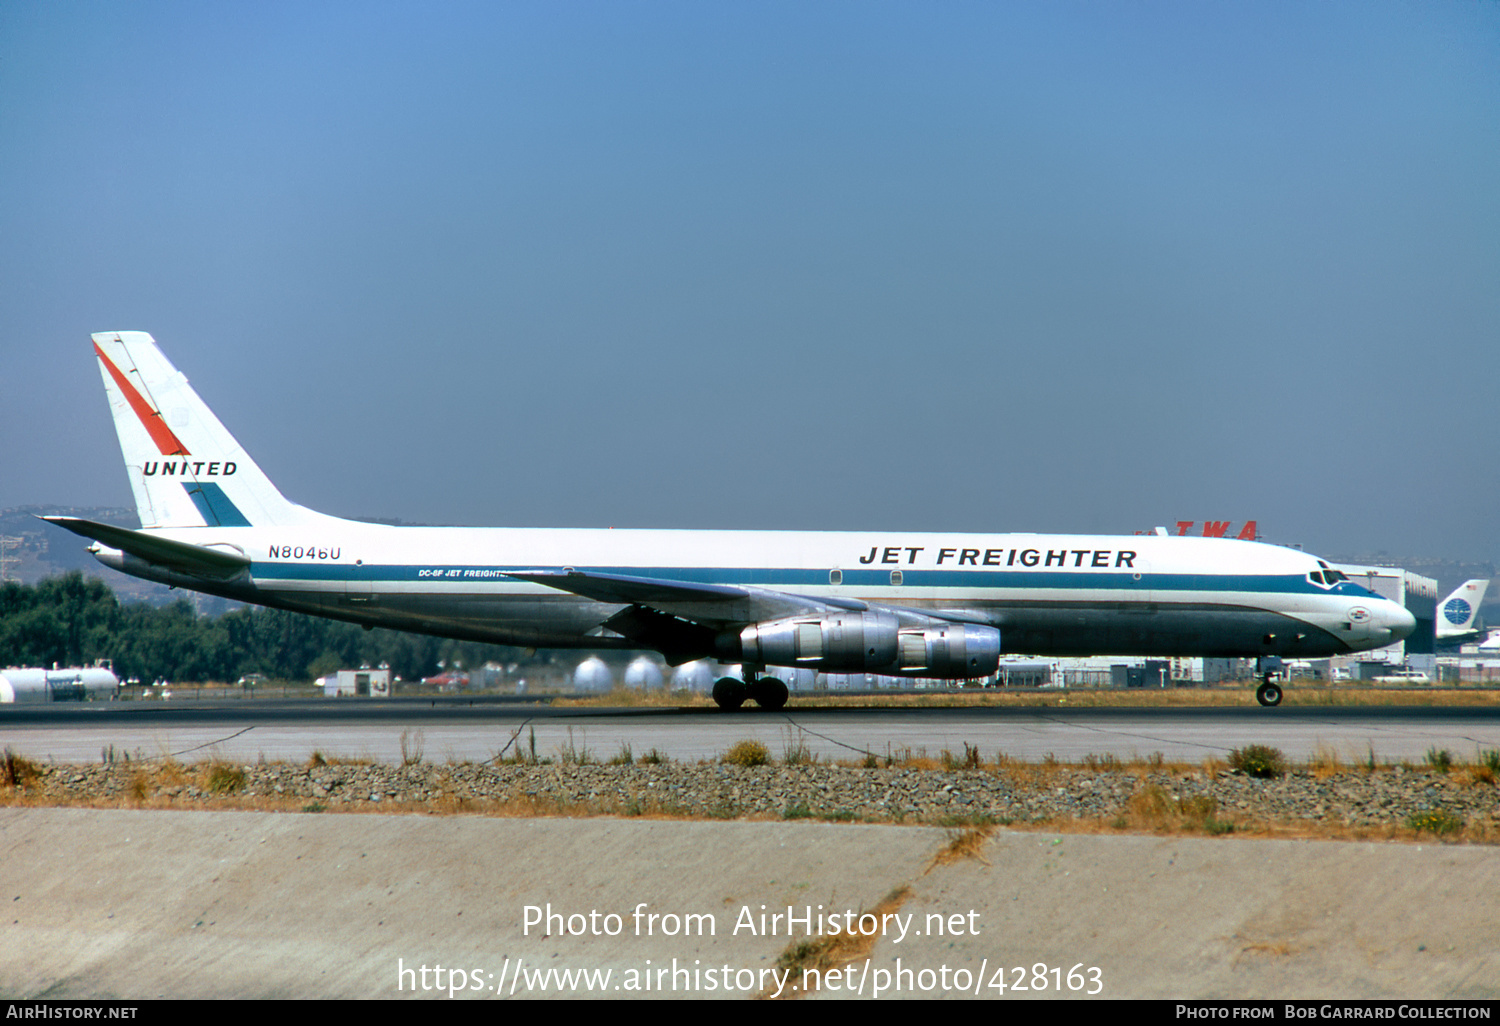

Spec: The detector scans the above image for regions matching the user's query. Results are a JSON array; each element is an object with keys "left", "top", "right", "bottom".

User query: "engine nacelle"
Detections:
[
  {"left": 733, "top": 613, "right": 1000, "bottom": 678},
  {"left": 895, "top": 622, "right": 1002, "bottom": 678}
]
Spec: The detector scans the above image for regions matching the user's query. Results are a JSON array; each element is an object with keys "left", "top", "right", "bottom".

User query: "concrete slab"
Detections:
[{"left": 0, "top": 808, "right": 1495, "bottom": 999}]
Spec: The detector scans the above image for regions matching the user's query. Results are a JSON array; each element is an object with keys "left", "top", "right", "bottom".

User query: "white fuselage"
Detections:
[{"left": 98, "top": 517, "right": 1416, "bottom": 660}]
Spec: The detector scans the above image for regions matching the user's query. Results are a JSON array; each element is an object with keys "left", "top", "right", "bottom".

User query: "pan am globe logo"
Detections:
[{"left": 1444, "top": 598, "right": 1473, "bottom": 625}]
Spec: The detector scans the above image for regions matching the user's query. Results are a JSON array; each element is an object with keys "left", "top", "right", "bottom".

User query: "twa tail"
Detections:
[{"left": 92, "top": 331, "right": 315, "bottom": 529}]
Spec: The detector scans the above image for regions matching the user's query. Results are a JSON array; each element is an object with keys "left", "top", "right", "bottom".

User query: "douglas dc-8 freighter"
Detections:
[{"left": 48, "top": 332, "right": 1415, "bottom": 709}]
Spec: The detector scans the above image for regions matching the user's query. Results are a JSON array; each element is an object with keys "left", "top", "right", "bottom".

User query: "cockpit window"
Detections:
[{"left": 1309, "top": 569, "right": 1349, "bottom": 588}]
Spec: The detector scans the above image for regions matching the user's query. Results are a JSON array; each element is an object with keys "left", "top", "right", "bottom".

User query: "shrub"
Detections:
[
  {"left": 1228, "top": 745, "right": 1286, "bottom": 779},
  {"left": 1424, "top": 747, "right": 1454, "bottom": 773},
  {"left": 723, "top": 740, "right": 770, "bottom": 767},
  {"left": 206, "top": 763, "right": 246, "bottom": 794},
  {"left": 2, "top": 748, "right": 41, "bottom": 789}
]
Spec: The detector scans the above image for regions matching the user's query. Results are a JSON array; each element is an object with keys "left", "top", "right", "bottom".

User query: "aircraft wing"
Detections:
[
  {"left": 503, "top": 568, "right": 999, "bottom": 663},
  {"left": 502, "top": 568, "right": 868, "bottom": 624},
  {"left": 41, "top": 516, "right": 251, "bottom": 580}
]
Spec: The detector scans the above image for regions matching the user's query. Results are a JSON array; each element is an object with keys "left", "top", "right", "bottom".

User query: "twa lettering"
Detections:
[
  {"left": 141, "top": 460, "right": 237, "bottom": 477},
  {"left": 855, "top": 546, "right": 1136, "bottom": 569},
  {"left": 1171, "top": 521, "right": 1258, "bottom": 540}
]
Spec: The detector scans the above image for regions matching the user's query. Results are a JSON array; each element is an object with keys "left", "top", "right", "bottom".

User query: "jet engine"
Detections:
[{"left": 730, "top": 612, "right": 1000, "bottom": 678}]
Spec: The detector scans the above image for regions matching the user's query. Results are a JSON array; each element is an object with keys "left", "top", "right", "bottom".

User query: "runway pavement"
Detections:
[{"left": 4, "top": 698, "right": 1500, "bottom": 766}]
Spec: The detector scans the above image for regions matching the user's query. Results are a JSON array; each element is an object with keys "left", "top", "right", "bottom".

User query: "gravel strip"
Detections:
[{"left": 7, "top": 759, "right": 1500, "bottom": 835}]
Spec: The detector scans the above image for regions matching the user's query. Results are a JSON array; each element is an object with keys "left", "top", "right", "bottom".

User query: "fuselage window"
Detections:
[
  {"left": 829, "top": 569, "right": 842, "bottom": 586},
  {"left": 890, "top": 569, "right": 903, "bottom": 586}
]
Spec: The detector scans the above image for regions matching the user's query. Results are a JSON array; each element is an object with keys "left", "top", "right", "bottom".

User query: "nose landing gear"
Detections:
[{"left": 1255, "top": 656, "right": 1284, "bottom": 707}]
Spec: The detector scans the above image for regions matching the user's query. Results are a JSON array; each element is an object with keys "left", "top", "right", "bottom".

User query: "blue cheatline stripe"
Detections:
[
  {"left": 183, "top": 482, "right": 252, "bottom": 528},
  {"left": 247, "top": 561, "right": 1374, "bottom": 599}
]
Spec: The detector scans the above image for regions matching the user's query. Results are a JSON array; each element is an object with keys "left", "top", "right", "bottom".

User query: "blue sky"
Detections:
[{"left": 2, "top": 1, "right": 1497, "bottom": 561}]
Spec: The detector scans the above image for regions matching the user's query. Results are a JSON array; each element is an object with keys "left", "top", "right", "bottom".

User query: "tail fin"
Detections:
[
  {"left": 1437, "top": 579, "right": 1489, "bottom": 640},
  {"left": 92, "top": 331, "right": 315, "bottom": 529}
]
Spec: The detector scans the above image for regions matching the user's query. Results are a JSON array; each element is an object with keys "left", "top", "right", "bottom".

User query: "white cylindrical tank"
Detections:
[
  {"left": 0, "top": 667, "right": 119, "bottom": 704},
  {"left": 623, "top": 656, "right": 664, "bottom": 691},
  {"left": 670, "top": 660, "right": 715, "bottom": 693},
  {"left": 572, "top": 657, "right": 613, "bottom": 694}
]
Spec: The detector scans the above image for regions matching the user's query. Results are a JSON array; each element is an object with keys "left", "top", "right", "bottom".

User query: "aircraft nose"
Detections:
[{"left": 1377, "top": 602, "right": 1416, "bottom": 642}]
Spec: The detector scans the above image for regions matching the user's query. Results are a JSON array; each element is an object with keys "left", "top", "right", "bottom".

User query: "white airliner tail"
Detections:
[
  {"left": 1437, "top": 579, "right": 1489, "bottom": 641},
  {"left": 92, "top": 331, "right": 316, "bottom": 529}
]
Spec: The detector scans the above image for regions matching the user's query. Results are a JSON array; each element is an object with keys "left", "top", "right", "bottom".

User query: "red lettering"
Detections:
[
  {"left": 1202, "top": 521, "right": 1230, "bottom": 538},
  {"left": 1236, "top": 521, "right": 1258, "bottom": 541}
]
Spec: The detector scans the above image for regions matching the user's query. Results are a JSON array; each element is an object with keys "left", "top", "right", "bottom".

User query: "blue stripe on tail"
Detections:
[{"left": 183, "top": 482, "right": 251, "bottom": 527}]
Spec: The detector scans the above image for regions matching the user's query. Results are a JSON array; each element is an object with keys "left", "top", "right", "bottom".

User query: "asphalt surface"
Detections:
[{"left": 4, "top": 696, "right": 1500, "bottom": 765}]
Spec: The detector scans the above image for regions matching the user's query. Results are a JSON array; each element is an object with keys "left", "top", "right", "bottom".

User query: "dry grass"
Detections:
[
  {"left": 1309, "top": 746, "right": 1344, "bottom": 781},
  {"left": 761, "top": 885, "right": 913, "bottom": 1000},
  {"left": 928, "top": 825, "right": 994, "bottom": 870}
]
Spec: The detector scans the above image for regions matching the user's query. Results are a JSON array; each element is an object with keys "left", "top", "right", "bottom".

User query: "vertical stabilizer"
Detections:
[
  {"left": 92, "top": 331, "right": 314, "bottom": 529},
  {"left": 1437, "top": 579, "right": 1489, "bottom": 641}
]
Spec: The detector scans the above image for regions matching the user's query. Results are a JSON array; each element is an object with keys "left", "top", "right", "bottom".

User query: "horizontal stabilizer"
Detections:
[{"left": 41, "top": 516, "right": 251, "bottom": 580}]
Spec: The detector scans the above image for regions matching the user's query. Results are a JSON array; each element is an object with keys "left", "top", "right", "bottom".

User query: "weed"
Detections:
[
  {"left": 1310, "top": 746, "right": 1343, "bottom": 780},
  {"left": 781, "top": 729, "right": 814, "bottom": 766},
  {"left": 1425, "top": 747, "right": 1454, "bottom": 773},
  {"left": 765, "top": 886, "right": 911, "bottom": 1000},
  {"left": 1228, "top": 745, "right": 1286, "bottom": 779},
  {"left": 723, "top": 740, "right": 770, "bottom": 767},
  {"left": 638, "top": 747, "right": 668, "bottom": 765},
  {"left": 862, "top": 752, "right": 880, "bottom": 769},
  {"left": 127, "top": 772, "right": 150, "bottom": 802},
  {"left": 940, "top": 743, "right": 982, "bottom": 771},
  {"left": 557, "top": 728, "right": 593, "bottom": 765},
  {"left": 400, "top": 730, "right": 425, "bottom": 766},
  {"left": 307, "top": 751, "right": 327, "bottom": 768},
  {"left": 929, "top": 825, "right": 994, "bottom": 869},
  {"left": 1481, "top": 749, "right": 1500, "bottom": 774},
  {"left": 1406, "top": 809, "right": 1463, "bottom": 836},
  {"left": 708, "top": 800, "right": 739, "bottom": 819},
  {"left": 609, "top": 743, "right": 634, "bottom": 766},
  {"left": 818, "top": 809, "right": 857, "bottom": 822},
  {"left": 1082, "top": 753, "right": 1121, "bottom": 772},
  {"left": 2, "top": 748, "right": 41, "bottom": 789},
  {"left": 206, "top": 763, "right": 246, "bottom": 794},
  {"left": 1147, "top": 751, "right": 1164, "bottom": 770},
  {"left": 783, "top": 801, "right": 812, "bottom": 820},
  {"left": 301, "top": 802, "right": 326, "bottom": 813}
]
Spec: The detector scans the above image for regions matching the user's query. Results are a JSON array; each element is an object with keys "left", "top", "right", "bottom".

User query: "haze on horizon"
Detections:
[{"left": 2, "top": 2, "right": 1496, "bottom": 564}]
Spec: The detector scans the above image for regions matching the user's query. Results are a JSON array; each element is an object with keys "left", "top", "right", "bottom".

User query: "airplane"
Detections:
[
  {"left": 46, "top": 331, "right": 1416, "bottom": 710},
  {"left": 1436, "top": 579, "right": 1490, "bottom": 647}
]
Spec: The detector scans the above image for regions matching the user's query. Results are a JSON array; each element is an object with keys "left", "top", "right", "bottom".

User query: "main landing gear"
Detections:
[
  {"left": 712, "top": 668, "right": 788, "bottom": 712},
  {"left": 1255, "top": 656, "right": 1284, "bottom": 707}
]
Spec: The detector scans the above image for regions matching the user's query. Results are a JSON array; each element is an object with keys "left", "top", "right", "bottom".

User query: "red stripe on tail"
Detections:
[{"left": 94, "top": 341, "right": 191, "bottom": 456}]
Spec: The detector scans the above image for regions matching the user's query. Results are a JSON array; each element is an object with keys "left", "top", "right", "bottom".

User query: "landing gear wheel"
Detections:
[
  {"left": 1256, "top": 682, "right": 1283, "bottom": 707},
  {"left": 753, "top": 676, "right": 788, "bottom": 711},
  {"left": 713, "top": 677, "right": 747, "bottom": 711}
]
